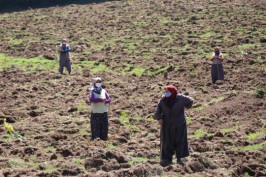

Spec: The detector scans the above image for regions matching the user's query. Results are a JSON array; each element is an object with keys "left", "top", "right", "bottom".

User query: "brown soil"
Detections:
[{"left": 0, "top": 0, "right": 265, "bottom": 176}]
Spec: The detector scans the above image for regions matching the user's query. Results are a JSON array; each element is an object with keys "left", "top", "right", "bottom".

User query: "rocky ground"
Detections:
[{"left": 0, "top": 0, "right": 265, "bottom": 176}]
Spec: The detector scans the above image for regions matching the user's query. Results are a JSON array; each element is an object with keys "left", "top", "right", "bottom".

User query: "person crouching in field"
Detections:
[
  {"left": 155, "top": 85, "right": 193, "bottom": 166},
  {"left": 58, "top": 39, "right": 71, "bottom": 75},
  {"left": 211, "top": 47, "right": 224, "bottom": 84},
  {"left": 89, "top": 78, "right": 111, "bottom": 140}
]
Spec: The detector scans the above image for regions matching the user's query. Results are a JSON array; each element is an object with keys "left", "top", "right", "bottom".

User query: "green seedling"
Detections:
[
  {"left": 254, "top": 88, "right": 265, "bottom": 98},
  {"left": 130, "top": 67, "right": 145, "bottom": 76},
  {"left": 240, "top": 141, "right": 266, "bottom": 151}
]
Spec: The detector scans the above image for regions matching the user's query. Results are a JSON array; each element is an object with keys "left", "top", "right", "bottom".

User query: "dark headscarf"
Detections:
[{"left": 163, "top": 85, "right": 178, "bottom": 107}]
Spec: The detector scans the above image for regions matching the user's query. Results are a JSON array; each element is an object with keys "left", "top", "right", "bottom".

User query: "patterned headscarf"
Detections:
[{"left": 91, "top": 77, "right": 102, "bottom": 94}]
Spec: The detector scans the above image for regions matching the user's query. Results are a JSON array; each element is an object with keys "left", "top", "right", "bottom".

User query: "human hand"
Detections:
[{"left": 158, "top": 119, "right": 163, "bottom": 126}]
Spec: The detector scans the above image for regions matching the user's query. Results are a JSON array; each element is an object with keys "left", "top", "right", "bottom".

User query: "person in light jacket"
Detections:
[
  {"left": 155, "top": 85, "right": 193, "bottom": 166},
  {"left": 89, "top": 77, "right": 111, "bottom": 140}
]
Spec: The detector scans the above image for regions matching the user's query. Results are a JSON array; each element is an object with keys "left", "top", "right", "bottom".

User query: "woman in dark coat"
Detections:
[
  {"left": 155, "top": 85, "right": 193, "bottom": 166},
  {"left": 211, "top": 47, "right": 224, "bottom": 84}
]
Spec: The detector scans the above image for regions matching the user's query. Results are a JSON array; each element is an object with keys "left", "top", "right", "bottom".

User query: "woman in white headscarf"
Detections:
[{"left": 88, "top": 77, "right": 111, "bottom": 140}]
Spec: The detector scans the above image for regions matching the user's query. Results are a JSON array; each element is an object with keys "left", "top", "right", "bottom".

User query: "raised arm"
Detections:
[{"left": 180, "top": 95, "right": 194, "bottom": 109}]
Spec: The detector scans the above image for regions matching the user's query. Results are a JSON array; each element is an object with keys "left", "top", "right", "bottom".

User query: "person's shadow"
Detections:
[{"left": 0, "top": 0, "right": 115, "bottom": 13}]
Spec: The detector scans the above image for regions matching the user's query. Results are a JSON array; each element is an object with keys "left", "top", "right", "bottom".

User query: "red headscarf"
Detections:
[{"left": 163, "top": 85, "right": 178, "bottom": 104}]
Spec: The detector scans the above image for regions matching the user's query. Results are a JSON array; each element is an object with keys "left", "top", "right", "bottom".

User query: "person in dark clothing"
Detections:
[
  {"left": 155, "top": 85, "right": 193, "bottom": 166},
  {"left": 88, "top": 77, "right": 111, "bottom": 140},
  {"left": 59, "top": 39, "right": 71, "bottom": 74},
  {"left": 211, "top": 47, "right": 224, "bottom": 84}
]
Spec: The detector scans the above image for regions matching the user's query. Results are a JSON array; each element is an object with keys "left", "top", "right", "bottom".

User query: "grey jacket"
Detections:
[{"left": 155, "top": 94, "right": 193, "bottom": 128}]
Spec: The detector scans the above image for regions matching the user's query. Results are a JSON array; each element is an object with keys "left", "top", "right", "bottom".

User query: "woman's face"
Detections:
[{"left": 95, "top": 80, "right": 102, "bottom": 88}]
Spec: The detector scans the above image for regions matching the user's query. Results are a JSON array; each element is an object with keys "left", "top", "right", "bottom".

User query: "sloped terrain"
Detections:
[{"left": 0, "top": 0, "right": 265, "bottom": 176}]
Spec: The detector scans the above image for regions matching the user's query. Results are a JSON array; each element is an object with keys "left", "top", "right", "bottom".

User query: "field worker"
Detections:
[
  {"left": 210, "top": 47, "right": 224, "bottom": 84},
  {"left": 155, "top": 85, "right": 193, "bottom": 166},
  {"left": 58, "top": 39, "right": 71, "bottom": 74},
  {"left": 89, "top": 77, "right": 111, "bottom": 140}
]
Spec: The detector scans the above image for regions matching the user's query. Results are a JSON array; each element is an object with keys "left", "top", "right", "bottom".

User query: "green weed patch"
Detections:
[
  {"left": 221, "top": 126, "right": 240, "bottom": 133},
  {"left": 44, "top": 146, "right": 56, "bottom": 153},
  {"left": 240, "top": 141, "right": 266, "bottom": 151},
  {"left": 0, "top": 53, "right": 57, "bottom": 71},
  {"left": 186, "top": 117, "right": 192, "bottom": 125},
  {"left": 191, "top": 129, "right": 209, "bottom": 138},
  {"left": 210, "top": 96, "right": 225, "bottom": 103},
  {"left": 193, "top": 105, "right": 206, "bottom": 111},
  {"left": 147, "top": 66, "right": 169, "bottom": 76},
  {"left": 130, "top": 67, "right": 145, "bottom": 77},
  {"left": 119, "top": 110, "right": 130, "bottom": 124},
  {"left": 246, "top": 129, "right": 265, "bottom": 140},
  {"left": 8, "top": 159, "right": 28, "bottom": 168},
  {"left": 8, "top": 38, "right": 23, "bottom": 45},
  {"left": 253, "top": 88, "right": 265, "bottom": 98},
  {"left": 129, "top": 157, "right": 148, "bottom": 165},
  {"left": 107, "top": 143, "right": 117, "bottom": 149}
]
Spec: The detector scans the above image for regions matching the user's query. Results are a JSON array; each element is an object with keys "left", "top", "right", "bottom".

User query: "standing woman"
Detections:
[
  {"left": 89, "top": 78, "right": 111, "bottom": 140},
  {"left": 155, "top": 85, "right": 193, "bottom": 166},
  {"left": 211, "top": 47, "right": 224, "bottom": 84},
  {"left": 59, "top": 39, "right": 71, "bottom": 75}
]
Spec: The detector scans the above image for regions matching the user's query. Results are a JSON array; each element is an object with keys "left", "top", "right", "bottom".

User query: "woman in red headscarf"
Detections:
[{"left": 155, "top": 85, "right": 193, "bottom": 166}]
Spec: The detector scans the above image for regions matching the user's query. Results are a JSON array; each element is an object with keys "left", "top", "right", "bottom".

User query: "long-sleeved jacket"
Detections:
[
  {"left": 59, "top": 44, "right": 71, "bottom": 60},
  {"left": 155, "top": 94, "right": 193, "bottom": 128},
  {"left": 89, "top": 89, "right": 111, "bottom": 113}
]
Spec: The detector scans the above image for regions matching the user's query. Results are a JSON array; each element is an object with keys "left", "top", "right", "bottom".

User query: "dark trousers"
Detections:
[
  {"left": 160, "top": 123, "right": 189, "bottom": 162},
  {"left": 90, "top": 112, "right": 108, "bottom": 140},
  {"left": 211, "top": 64, "right": 224, "bottom": 84},
  {"left": 59, "top": 58, "right": 71, "bottom": 74}
]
